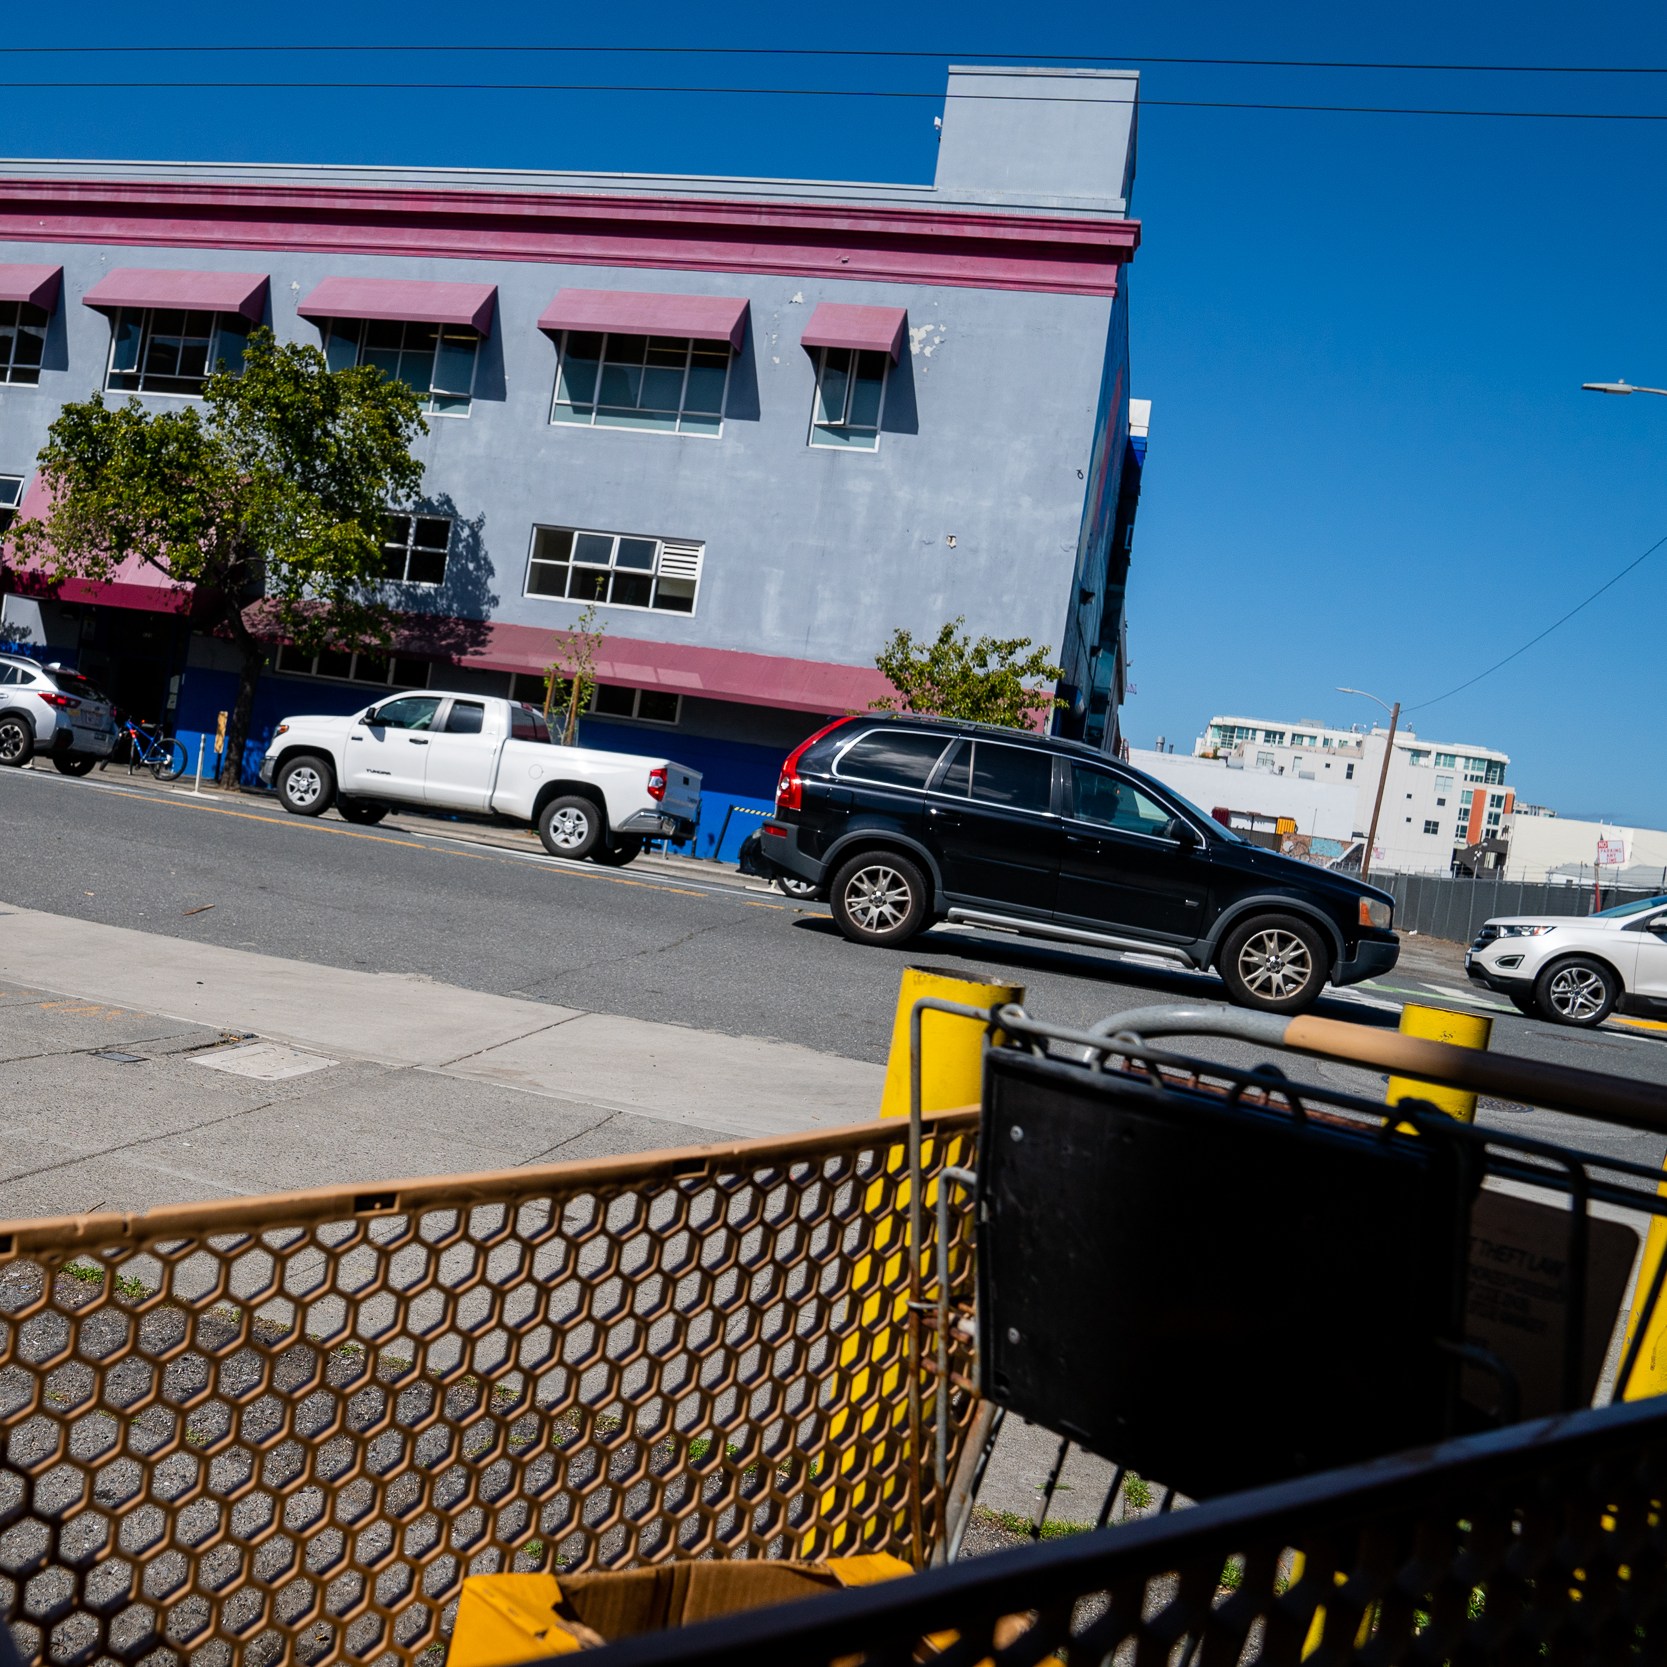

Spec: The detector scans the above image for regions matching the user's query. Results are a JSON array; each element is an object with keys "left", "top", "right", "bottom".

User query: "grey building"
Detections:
[{"left": 0, "top": 65, "right": 1148, "bottom": 853}]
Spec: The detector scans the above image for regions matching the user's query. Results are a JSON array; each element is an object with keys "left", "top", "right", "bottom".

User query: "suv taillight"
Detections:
[
  {"left": 775, "top": 718, "right": 851, "bottom": 815},
  {"left": 40, "top": 692, "right": 81, "bottom": 711},
  {"left": 647, "top": 768, "right": 667, "bottom": 802}
]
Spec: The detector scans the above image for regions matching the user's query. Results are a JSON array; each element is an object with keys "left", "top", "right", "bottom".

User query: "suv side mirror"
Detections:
[{"left": 1649, "top": 915, "right": 1667, "bottom": 935}]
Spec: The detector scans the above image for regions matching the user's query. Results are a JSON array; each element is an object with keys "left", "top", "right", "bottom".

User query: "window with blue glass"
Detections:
[
  {"left": 320, "top": 318, "right": 479, "bottom": 417},
  {"left": 106, "top": 309, "right": 250, "bottom": 397},
  {"left": 809, "top": 346, "right": 887, "bottom": 450},
  {"left": 551, "top": 332, "right": 729, "bottom": 435}
]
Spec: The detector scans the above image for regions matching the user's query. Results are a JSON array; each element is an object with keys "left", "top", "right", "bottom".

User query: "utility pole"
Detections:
[{"left": 1338, "top": 687, "right": 1399, "bottom": 885}]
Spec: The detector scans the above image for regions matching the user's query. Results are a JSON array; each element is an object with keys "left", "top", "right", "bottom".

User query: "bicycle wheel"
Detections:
[{"left": 151, "top": 739, "right": 189, "bottom": 782}]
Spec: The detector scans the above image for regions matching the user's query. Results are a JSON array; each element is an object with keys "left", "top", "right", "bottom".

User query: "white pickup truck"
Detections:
[{"left": 258, "top": 691, "right": 701, "bottom": 865}]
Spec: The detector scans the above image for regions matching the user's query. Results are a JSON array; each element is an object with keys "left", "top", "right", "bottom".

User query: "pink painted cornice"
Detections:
[{"left": 0, "top": 177, "right": 1137, "bottom": 297}]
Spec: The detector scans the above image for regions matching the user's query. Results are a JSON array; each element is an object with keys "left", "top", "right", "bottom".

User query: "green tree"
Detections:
[
  {"left": 873, "top": 616, "right": 1064, "bottom": 731},
  {"left": 542, "top": 604, "right": 607, "bottom": 747},
  {"left": 11, "top": 328, "right": 427, "bottom": 788}
]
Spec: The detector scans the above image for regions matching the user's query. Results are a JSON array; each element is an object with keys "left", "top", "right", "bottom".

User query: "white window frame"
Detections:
[
  {"left": 0, "top": 302, "right": 47, "bottom": 386},
  {"left": 550, "top": 330, "right": 730, "bottom": 437},
  {"left": 274, "top": 645, "right": 431, "bottom": 689},
  {"left": 808, "top": 345, "right": 889, "bottom": 451},
  {"left": 381, "top": 512, "right": 453, "bottom": 587},
  {"left": 105, "top": 307, "right": 249, "bottom": 399},
  {"left": 0, "top": 475, "right": 21, "bottom": 534},
  {"left": 524, "top": 525, "right": 703, "bottom": 616},
  {"left": 320, "top": 317, "right": 479, "bottom": 418},
  {"left": 590, "top": 685, "right": 682, "bottom": 727}
]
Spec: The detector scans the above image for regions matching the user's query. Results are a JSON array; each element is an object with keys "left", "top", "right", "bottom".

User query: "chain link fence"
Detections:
[{"left": 1376, "top": 872, "right": 1663, "bottom": 944}]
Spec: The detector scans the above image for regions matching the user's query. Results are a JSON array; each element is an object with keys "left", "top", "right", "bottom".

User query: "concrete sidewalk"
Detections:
[{"left": 0, "top": 903, "right": 883, "bottom": 1218}]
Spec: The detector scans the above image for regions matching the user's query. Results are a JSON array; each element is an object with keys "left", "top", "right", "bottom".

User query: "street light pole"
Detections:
[
  {"left": 1337, "top": 687, "right": 1399, "bottom": 884},
  {"left": 1582, "top": 380, "right": 1667, "bottom": 397}
]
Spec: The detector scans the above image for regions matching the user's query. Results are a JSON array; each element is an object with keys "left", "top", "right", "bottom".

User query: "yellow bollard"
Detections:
[
  {"left": 1386, "top": 1002, "right": 1493, "bottom": 1123},
  {"left": 1622, "top": 1192, "right": 1667, "bottom": 1400},
  {"left": 878, "top": 966, "right": 1023, "bottom": 1120}
]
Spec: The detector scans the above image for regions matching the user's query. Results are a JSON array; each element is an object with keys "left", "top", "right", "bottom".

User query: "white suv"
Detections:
[
  {"left": 1466, "top": 893, "right": 1667, "bottom": 1026},
  {"left": 0, "top": 654, "right": 118, "bottom": 775}
]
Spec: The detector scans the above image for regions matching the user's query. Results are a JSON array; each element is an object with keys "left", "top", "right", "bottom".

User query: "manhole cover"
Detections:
[
  {"left": 192, "top": 1042, "right": 335, "bottom": 1081},
  {"left": 91, "top": 1051, "right": 144, "bottom": 1064}
]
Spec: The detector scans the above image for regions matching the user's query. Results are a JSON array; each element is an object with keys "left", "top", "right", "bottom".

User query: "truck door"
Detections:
[
  {"left": 422, "top": 698, "right": 498, "bottom": 811},
  {"left": 343, "top": 694, "right": 442, "bottom": 799}
]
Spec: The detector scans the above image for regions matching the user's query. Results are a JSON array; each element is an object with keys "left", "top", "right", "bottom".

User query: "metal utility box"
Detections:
[{"left": 976, "top": 1048, "right": 1478, "bottom": 1498}]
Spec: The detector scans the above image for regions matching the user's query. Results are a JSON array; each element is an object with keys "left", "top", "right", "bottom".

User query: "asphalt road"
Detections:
[{"left": 5, "top": 761, "right": 1666, "bottom": 1103}]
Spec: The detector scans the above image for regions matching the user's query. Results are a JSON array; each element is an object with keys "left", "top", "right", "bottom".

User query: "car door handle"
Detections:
[{"left": 409, "top": 737, "right": 429, "bottom": 746}]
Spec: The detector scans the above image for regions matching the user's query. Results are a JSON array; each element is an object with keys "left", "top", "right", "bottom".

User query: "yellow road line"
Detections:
[
  {"left": 1611, "top": 1015, "right": 1667, "bottom": 1033},
  {"left": 120, "top": 785, "right": 724, "bottom": 901}
]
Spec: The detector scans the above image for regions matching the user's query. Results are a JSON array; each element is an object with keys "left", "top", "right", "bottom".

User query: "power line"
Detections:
[
  {"left": 1, "top": 45, "right": 1666, "bottom": 75},
  {"left": 1407, "top": 530, "right": 1667, "bottom": 713},
  {"left": 4, "top": 80, "right": 1667, "bottom": 121}
]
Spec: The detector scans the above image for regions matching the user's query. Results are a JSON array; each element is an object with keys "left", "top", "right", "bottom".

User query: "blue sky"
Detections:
[{"left": 6, "top": 1, "right": 1667, "bottom": 822}]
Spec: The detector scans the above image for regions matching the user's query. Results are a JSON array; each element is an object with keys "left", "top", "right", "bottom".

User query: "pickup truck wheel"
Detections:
[
  {"left": 1217, "top": 913, "right": 1329, "bottom": 1015},
  {"left": 277, "top": 754, "right": 335, "bottom": 817},
  {"left": 538, "top": 795, "right": 602, "bottom": 860},
  {"left": 829, "top": 851, "right": 928, "bottom": 948},
  {"left": 337, "top": 800, "right": 389, "bottom": 826},
  {"left": 594, "top": 836, "right": 644, "bottom": 867}
]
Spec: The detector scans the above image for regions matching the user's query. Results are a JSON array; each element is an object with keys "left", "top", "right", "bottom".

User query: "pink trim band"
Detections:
[
  {"left": 297, "top": 275, "right": 497, "bottom": 332},
  {"left": 0, "top": 179, "right": 1137, "bottom": 298},
  {"left": 0, "top": 263, "right": 62, "bottom": 309},
  {"left": 80, "top": 267, "right": 268, "bottom": 320},
  {"left": 538, "top": 289, "right": 749, "bottom": 349},
  {"left": 800, "top": 302, "right": 907, "bottom": 362}
]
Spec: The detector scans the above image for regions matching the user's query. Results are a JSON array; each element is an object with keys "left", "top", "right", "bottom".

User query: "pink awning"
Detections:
[
  {"left": 391, "top": 617, "right": 892, "bottom": 716},
  {"left": 298, "top": 277, "right": 497, "bottom": 333},
  {"left": 1, "top": 475, "right": 194, "bottom": 616},
  {"left": 800, "top": 302, "right": 908, "bottom": 362},
  {"left": 0, "top": 264, "right": 62, "bottom": 310},
  {"left": 538, "top": 289, "right": 749, "bottom": 350},
  {"left": 81, "top": 268, "right": 268, "bottom": 320}
]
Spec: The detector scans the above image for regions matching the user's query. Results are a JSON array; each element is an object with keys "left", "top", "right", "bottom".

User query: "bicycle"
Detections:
[{"left": 105, "top": 716, "right": 188, "bottom": 781}]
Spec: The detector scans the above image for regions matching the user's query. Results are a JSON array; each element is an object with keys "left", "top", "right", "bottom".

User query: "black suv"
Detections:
[{"left": 758, "top": 714, "right": 1398, "bottom": 1014}]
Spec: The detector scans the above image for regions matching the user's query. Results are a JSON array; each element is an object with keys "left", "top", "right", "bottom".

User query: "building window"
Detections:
[
  {"left": 1423, "top": 820, "right": 1440, "bottom": 835},
  {"left": 1345, "top": 763, "right": 1355, "bottom": 780},
  {"left": 1435, "top": 774, "right": 1454, "bottom": 795},
  {"left": 551, "top": 332, "right": 728, "bottom": 436},
  {"left": 1260, "top": 729, "right": 1286, "bottom": 745},
  {"left": 525, "top": 525, "right": 702, "bottom": 614},
  {"left": 1255, "top": 751, "right": 1276, "bottom": 770},
  {"left": 1436, "top": 797, "right": 1446, "bottom": 807},
  {"left": 107, "top": 309, "right": 250, "bottom": 397},
  {"left": 1290, "top": 732, "right": 1315, "bottom": 747},
  {"left": 322, "top": 318, "right": 478, "bottom": 416},
  {"left": 0, "top": 475, "right": 21, "bottom": 533},
  {"left": 0, "top": 303, "right": 47, "bottom": 386},
  {"left": 1408, "top": 750, "right": 1430, "bottom": 766},
  {"left": 1434, "top": 752, "right": 1456, "bottom": 768},
  {"left": 809, "top": 347, "right": 887, "bottom": 450},
  {"left": 275, "top": 645, "right": 431, "bottom": 688},
  {"left": 592, "top": 685, "right": 681, "bottom": 726},
  {"left": 381, "top": 514, "right": 451, "bottom": 586}
]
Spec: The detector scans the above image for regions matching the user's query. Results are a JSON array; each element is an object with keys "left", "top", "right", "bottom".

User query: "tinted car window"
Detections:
[
  {"left": 1072, "top": 765, "right": 1175, "bottom": 836},
  {"left": 971, "top": 743, "right": 1054, "bottom": 811},
  {"left": 444, "top": 700, "right": 486, "bottom": 735},
  {"left": 511, "top": 705, "right": 550, "bottom": 742},
  {"left": 0, "top": 665, "right": 19, "bottom": 686},
  {"left": 834, "top": 730, "right": 952, "bottom": 789},
  {"left": 370, "top": 696, "right": 442, "bottom": 730},
  {"left": 938, "top": 741, "right": 970, "bottom": 796},
  {"left": 46, "top": 671, "right": 101, "bottom": 700}
]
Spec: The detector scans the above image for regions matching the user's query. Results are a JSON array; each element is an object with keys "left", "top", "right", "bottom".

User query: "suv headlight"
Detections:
[
  {"left": 1358, "top": 899, "right": 1393, "bottom": 930},
  {"left": 1497, "top": 924, "right": 1554, "bottom": 938}
]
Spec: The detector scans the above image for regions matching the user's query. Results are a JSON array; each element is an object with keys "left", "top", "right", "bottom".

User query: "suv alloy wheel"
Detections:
[
  {"left": 1535, "top": 956, "right": 1619, "bottom": 1028},
  {"left": 829, "top": 851, "right": 929, "bottom": 947},
  {"left": 1218, "top": 914, "right": 1329, "bottom": 1015}
]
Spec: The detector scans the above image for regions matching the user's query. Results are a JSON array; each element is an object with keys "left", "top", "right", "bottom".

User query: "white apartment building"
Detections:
[{"left": 1195, "top": 716, "right": 1513, "bottom": 875}]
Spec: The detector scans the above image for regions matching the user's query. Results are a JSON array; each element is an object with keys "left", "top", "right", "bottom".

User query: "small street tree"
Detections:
[
  {"left": 11, "top": 328, "right": 427, "bottom": 788},
  {"left": 873, "top": 616, "right": 1064, "bottom": 731},
  {"left": 542, "top": 604, "right": 607, "bottom": 746}
]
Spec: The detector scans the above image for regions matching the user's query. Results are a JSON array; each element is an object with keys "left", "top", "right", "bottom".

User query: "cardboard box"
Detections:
[{"left": 450, "top": 1554, "right": 913, "bottom": 1666}]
